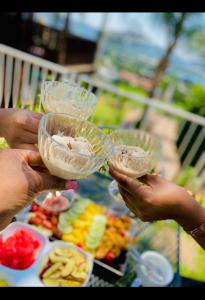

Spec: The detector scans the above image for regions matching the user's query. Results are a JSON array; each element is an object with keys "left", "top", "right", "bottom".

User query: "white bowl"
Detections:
[
  {"left": 137, "top": 251, "right": 174, "bottom": 287},
  {"left": 37, "top": 240, "right": 94, "bottom": 287}
]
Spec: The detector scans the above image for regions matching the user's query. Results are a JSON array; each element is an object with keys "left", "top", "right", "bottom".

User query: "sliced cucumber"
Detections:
[{"left": 86, "top": 215, "right": 107, "bottom": 249}]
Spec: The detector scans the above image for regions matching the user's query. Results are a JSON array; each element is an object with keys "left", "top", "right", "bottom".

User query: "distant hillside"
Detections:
[{"left": 101, "top": 32, "right": 205, "bottom": 84}]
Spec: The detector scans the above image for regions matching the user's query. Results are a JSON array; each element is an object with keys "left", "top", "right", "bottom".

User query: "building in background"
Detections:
[{"left": 0, "top": 13, "right": 104, "bottom": 73}]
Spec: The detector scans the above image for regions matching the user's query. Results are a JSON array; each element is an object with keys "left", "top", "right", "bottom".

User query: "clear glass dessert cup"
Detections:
[
  {"left": 108, "top": 129, "right": 160, "bottom": 179},
  {"left": 40, "top": 80, "right": 97, "bottom": 120},
  {"left": 38, "top": 112, "right": 114, "bottom": 180}
]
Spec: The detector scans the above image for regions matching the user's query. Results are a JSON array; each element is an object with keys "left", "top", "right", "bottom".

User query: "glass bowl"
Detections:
[
  {"left": 108, "top": 129, "right": 160, "bottom": 178},
  {"left": 38, "top": 112, "right": 114, "bottom": 180},
  {"left": 108, "top": 180, "right": 129, "bottom": 216},
  {"left": 108, "top": 180, "right": 138, "bottom": 218},
  {"left": 40, "top": 81, "right": 97, "bottom": 120},
  {"left": 34, "top": 190, "right": 75, "bottom": 213}
]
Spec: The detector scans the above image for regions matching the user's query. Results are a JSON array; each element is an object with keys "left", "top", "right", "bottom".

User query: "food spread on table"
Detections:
[
  {"left": 27, "top": 194, "right": 133, "bottom": 261},
  {"left": 0, "top": 278, "right": 9, "bottom": 287},
  {"left": 41, "top": 191, "right": 71, "bottom": 212},
  {"left": 39, "top": 246, "right": 90, "bottom": 287},
  {"left": 0, "top": 229, "right": 40, "bottom": 270}
]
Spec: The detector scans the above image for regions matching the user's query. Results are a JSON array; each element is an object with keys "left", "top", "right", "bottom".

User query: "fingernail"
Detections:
[{"left": 66, "top": 180, "right": 78, "bottom": 190}]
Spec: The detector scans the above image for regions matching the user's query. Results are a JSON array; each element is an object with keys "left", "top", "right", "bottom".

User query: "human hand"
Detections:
[
  {"left": 0, "top": 149, "right": 69, "bottom": 230},
  {"left": 109, "top": 167, "right": 205, "bottom": 231},
  {"left": 0, "top": 108, "right": 42, "bottom": 151}
]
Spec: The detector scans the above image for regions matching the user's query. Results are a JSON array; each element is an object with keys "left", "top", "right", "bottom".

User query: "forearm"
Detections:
[{"left": 175, "top": 195, "right": 205, "bottom": 249}]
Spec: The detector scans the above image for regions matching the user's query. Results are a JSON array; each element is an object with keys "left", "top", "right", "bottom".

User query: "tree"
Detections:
[
  {"left": 94, "top": 13, "right": 110, "bottom": 67},
  {"left": 187, "top": 30, "right": 205, "bottom": 57},
  {"left": 137, "top": 13, "right": 202, "bottom": 128},
  {"left": 150, "top": 13, "right": 189, "bottom": 97},
  {"left": 58, "top": 13, "right": 70, "bottom": 65}
]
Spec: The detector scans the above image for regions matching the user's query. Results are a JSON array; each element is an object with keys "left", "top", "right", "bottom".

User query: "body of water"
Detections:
[{"left": 32, "top": 13, "right": 205, "bottom": 85}]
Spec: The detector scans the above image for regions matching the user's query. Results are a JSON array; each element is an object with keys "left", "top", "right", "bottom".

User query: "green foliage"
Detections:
[
  {"left": 183, "top": 84, "right": 205, "bottom": 116},
  {"left": 92, "top": 93, "right": 124, "bottom": 127},
  {"left": 92, "top": 91, "right": 142, "bottom": 127},
  {"left": 173, "top": 166, "right": 196, "bottom": 187},
  {"left": 187, "top": 30, "right": 205, "bottom": 57},
  {"left": 173, "top": 166, "right": 202, "bottom": 193},
  {"left": 180, "top": 229, "right": 205, "bottom": 282},
  {"left": 0, "top": 138, "right": 9, "bottom": 149},
  {"left": 116, "top": 82, "right": 148, "bottom": 97}
]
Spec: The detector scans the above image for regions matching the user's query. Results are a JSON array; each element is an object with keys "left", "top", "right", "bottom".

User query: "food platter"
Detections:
[
  {"left": 0, "top": 222, "right": 93, "bottom": 287},
  {"left": 10, "top": 173, "right": 179, "bottom": 287},
  {"left": 16, "top": 191, "right": 139, "bottom": 271}
]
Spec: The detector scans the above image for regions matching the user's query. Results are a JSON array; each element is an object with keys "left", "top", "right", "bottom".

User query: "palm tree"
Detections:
[
  {"left": 94, "top": 13, "right": 110, "bottom": 67},
  {"left": 137, "top": 13, "right": 201, "bottom": 128},
  {"left": 149, "top": 13, "right": 188, "bottom": 98},
  {"left": 58, "top": 13, "right": 70, "bottom": 65}
]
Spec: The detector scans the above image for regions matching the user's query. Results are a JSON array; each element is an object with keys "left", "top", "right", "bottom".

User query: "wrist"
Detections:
[{"left": 175, "top": 192, "right": 205, "bottom": 231}]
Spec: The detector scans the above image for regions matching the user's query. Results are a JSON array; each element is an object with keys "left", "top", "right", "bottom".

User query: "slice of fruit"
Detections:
[
  {"left": 86, "top": 215, "right": 107, "bottom": 249},
  {"left": 57, "top": 222, "right": 72, "bottom": 234},
  {"left": 42, "top": 262, "right": 63, "bottom": 278},
  {"left": 61, "top": 260, "right": 75, "bottom": 277},
  {"left": 60, "top": 279, "right": 81, "bottom": 287},
  {"left": 0, "top": 279, "right": 9, "bottom": 287},
  {"left": 42, "top": 278, "right": 60, "bottom": 287}
]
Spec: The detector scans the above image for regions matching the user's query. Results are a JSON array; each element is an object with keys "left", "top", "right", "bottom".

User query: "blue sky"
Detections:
[
  {"left": 34, "top": 13, "right": 204, "bottom": 63},
  {"left": 34, "top": 12, "right": 167, "bottom": 47}
]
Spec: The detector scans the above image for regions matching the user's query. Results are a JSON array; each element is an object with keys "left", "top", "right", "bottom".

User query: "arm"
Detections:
[
  {"left": 0, "top": 149, "right": 68, "bottom": 231},
  {"left": 109, "top": 167, "right": 205, "bottom": 250}
]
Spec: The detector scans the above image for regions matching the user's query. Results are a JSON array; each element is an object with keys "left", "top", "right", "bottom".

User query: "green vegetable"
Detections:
[{"left": 86, "top": 215, "right": 107, "bottom": 249}]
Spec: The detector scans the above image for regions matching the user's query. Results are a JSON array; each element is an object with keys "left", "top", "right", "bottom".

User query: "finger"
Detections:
[
  {"left": 119, "top": 190, "right": 140, "bottom": 218},
  {"left": 118, "top": 183, "right": 133, "bottom": 198},
  {"left": 25, "top": 116, "right": 41, "bottom": 134},
  {"left": 37, "top": 173, "right": 66, "bottom": 191},
  {"left": 66, "top": 180, "right": 78, "bottom": 190},
  {"left": 109, "top": 167, "right": 146, "bottom": 195},
  {"left": 30, "top": 112, "right": 43, "bottom": 120},
  {"left": 23, "top": 150, "right": 44, "bottom": 167},
  {"left": 21, "top": 131, "right": 38, "bottom": 144},
  {"left": 118, "top": 185, "right": 139, "bottom": 209},
  {"left": 13, "top": 143, "right": 39, "bottom": 152},
  {"left": 138, "top": 174, "right": 162, "bottom": 186},
  {"left": 32, "top": 165, "right": 49, "bottom": 173}
]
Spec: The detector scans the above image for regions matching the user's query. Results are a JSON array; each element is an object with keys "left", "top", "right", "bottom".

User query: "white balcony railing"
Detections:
[{"left": 0, "top": 44, "right": 204, "bottom": 191}]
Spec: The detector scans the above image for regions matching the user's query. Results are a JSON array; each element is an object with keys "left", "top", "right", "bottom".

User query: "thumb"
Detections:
[
  {"left": 37, "top": 172, "right": 66, "bottom": 191},
  {"left": 19, "top": 149, "right": 43, "bottom": 166},
  {"left": 138, "top": 174, "right": 161, "bottom": 186},
  {"left": 24, "top": 151, "right": 44, "bottom": 167},
  {"left": 109, "top": 167, "right": 149, "bottom": 196}
]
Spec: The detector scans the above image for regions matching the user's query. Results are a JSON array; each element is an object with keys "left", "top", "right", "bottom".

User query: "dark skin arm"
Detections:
[
  {"left": 109, "top": 167, "right": 205, "bottom": 249},
  {"left": 0, "top": 149, "right": 72, "bottom": 231}
]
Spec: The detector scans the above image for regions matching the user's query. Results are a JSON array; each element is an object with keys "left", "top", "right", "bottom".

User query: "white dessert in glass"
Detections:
[
  {"left": 109, "top": 129, "right": 160, "bottom": 179},
  {"left": 40, "top": 81, "right": 97, "bottom": 120},
  {"left": 38, "top": 113, "right": 114, "bottom": 180}
]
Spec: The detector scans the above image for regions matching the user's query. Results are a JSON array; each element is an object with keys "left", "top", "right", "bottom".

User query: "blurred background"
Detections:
[{"left": 1, "top": 12, "right": 205, "bottom": 285}]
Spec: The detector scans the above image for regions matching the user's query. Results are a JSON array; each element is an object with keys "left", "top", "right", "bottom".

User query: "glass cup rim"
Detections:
[
  {"left": 39, "top": 112, "right": 114, "bottom": 160},
  {"left": 41, "top": 80, "right": 97, "bottom": 106},
  {"left": 111, "top": 146, "right": 152, "bottom": 160},
  {"left": 109, "top": 128, "right": 161, "bottom": 159}
]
